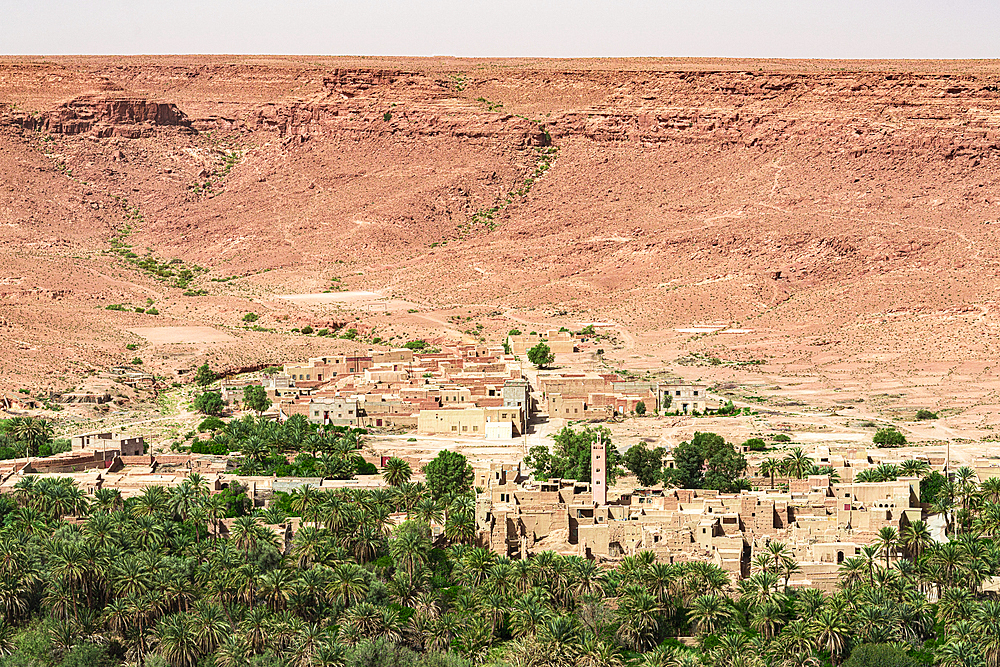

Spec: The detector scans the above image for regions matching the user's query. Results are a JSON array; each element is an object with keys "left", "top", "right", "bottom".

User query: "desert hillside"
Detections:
[{"left": 3, "top": 56, "right": 1000, "bottom": 416}]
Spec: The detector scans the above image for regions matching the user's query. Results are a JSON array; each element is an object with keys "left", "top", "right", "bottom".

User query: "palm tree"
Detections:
[
  {"left": 444, "top": 510, "right": 476, "bottom": 545},
  {"left": 759, "top": 459, "right": 780, "bottom": 489},
  {"left": 156, "top": 613, "right": 200, "bottom": 667},
  {"left": 93, "top": 488, "right": 123, "bottom": 512},
  {"left": 615, "top": 588, "right": 661, "bottom": 651},
  {"left": 132, "top": 485, "right": 169, "bottom": 518},
  {"left": 327, "top": 563, "right": 369, "bottom": 607},
  {"left": 510, "top": 595, "right": 553, "bottom": 638},
  {"left": 937, "top": 639, "right": 984, "bottom": 667},
  {"left": 258, "top": 567, "right": 295, "bottom": 611},
  {"left": 414, "top": 497, "right": 443, "bottom": 526},
  {"left": 900, "top": 459, "right": 931, "bottom": 478},
  {"left": 290, "top": 485, "right": 321, "bottom": 524},
  {"left": 188, "top": 600, "right": 229, "bottom": 654},
  {"left": 577, "top": 636, "right": 624, "bottom": 667},
  {"left": 230, "top": 515, "right": 262, "bottom": 554},
  {"left": 783, "top": 448, "right": 813, "bottom": 480},
  {"left": 750, "top": 599, "right": 785, "bottom": 640},
  {"left": 202, "top": 494, "right": 227, "bottom": 540},
  {"left": 9, "top": 417, "right": 53, "bottom": 456},
  {"left": 389, "top": 524, "right": 431, "bottom": 579},
  {"left": 877, "top": 526, "right": 898, "bottom": 568},
  {"left": 899, "top": 520, "right": 931, "bottom": 561},
  {"left": 859, "top": 544, "right": 881, "bottom": 584},
  {"left": 382, "top": 457, "right": 412, "bottom": 487},
  {"left": 810, "top": 608, "right": 849, "bottom": 665},
  {"left": 214, "top": 634, "right": 254, "bottom": 667},
  {"left": 688, "top": 594, "right": 731, "bottom": 636}
]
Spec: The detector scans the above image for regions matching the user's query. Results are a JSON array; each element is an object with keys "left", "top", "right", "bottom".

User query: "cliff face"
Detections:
[
  {"left": 2, "top": 56, "right": 1000, "bottom": 390},
  {"left": 7, "top": 93, "right": 191, "bottom": 137}
]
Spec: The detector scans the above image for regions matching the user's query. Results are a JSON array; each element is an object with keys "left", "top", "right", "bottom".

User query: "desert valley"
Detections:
[{"left": 3, "top": 56, "right": 1000, "bottom": 667}]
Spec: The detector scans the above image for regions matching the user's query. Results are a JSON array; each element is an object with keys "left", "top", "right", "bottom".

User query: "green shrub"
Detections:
[
  {"left": 198, "top": 416, "right": 226, "bottom": 432},
  {"left": 843, "top": 643, "right": 919, "bottom": 667},
  {"left": 243, "top": 312, "right": 259, "bottom": 322},
  {"left": 126, "top": 343, "right": 138, "bottom": 351},
  {"left": 300, "top": 326, "right": 314, "bottom": 335},
  {"left": 356, "top": 460, "right": 378, "bottom": 475},
  {"left": 915, "top": 409, "right": 938, "bottom": 421},
  {"left": 773, "top": 433, "right": 792, "bottom": 442},
  {"left": 404, "top": 339, "right": 426, "bottom": 350},
  {"left": 59, "top": 643, "right": 113, "bottom": 667},
  {"left": 131, "top": 357, "right": 143, "bottom": 365},
  {"left": 743, "top": 438, "right": 767, "bottom": 451},
  {"left": 874, "top": 428, "right": 907, "bottom": 448}
]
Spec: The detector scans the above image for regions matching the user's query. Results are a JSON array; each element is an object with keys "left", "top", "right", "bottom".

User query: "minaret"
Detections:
[{"left": 591, "top": 432, "right": 607, "bottom": 506}]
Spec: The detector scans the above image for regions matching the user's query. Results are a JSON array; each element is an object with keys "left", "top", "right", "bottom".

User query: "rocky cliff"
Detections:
[{"left": 2, "top": 56, "right": 1000, "bottom": 392}]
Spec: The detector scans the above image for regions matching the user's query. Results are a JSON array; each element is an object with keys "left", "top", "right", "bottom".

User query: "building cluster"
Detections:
[
  {"left": 476, "top": 440, "right": 938, "bottom": 592},
  {"left": 267, "top": 344, "right": 532, "bottom": 438},
  {"left": 539, "top": 372, "right": 708, "bottom": 418},
  {"left": 219, "top": 336, "right": 711, "bottom": 439}
]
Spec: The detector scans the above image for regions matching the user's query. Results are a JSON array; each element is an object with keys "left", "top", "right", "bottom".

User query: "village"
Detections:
[{"left": 0, "top": 324, "right": 984, "bottom": 594}]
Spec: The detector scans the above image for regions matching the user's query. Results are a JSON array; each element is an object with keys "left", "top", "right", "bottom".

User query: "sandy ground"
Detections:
[{"left": 130, "top": 326, "right": 237, "bottom": 345}]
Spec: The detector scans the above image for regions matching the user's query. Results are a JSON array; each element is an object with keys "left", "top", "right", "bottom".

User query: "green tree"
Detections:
[
  {"left": 920, "top": 471, "right": 949, "bottom": 505},
  {"left": 194, "top": 363, "right": 217, "bottom": 387},
  {"left": 242, "top": 385, "right": 271, "bottom": 415},
  {"left": 634, "top": 401, "right": 646, "bottom": 416},
  {"left": 623, "top": 442, "right": 664, "bottom": 487},
  {"left": 423, "top": 450, "right": 473, "bottom": 500},
  {"left": 663, "top": 432, "right": 746, "bottom": 493},
  {"left": 527, "top": 342, "right": 555, "bottom": 368},
  {"left": 874, "top": 428, "right": 907, "bottom": 447},
  {"left": 194, "top": 391, "right": 225, "bottom": 416},
  {"left": 524, "top": 425, "right": 623, "bottom": 483}
]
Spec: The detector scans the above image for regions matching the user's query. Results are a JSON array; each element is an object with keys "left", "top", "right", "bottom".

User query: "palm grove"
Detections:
[{"left": 0, "top": 424, "right": 995, "bottom": 667}]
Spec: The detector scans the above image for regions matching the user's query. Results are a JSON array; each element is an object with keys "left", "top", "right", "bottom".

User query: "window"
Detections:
[
  {"left": 451, "top": 425, "right": 457, "bottom": 432},
  {"left": 693, "top": 390, "right": 699, "bottom": 396},
  {"left": 307, "top": 374, "right": 311, "bottom": 380},
  {"left": 462, "top": 426, "right": 468, "bottom": 432},
  {"left": 675, "top": 390, "right": 681, "bottom": 396},
  {"left": 472, "top": 426, "right": 478, "bottom": 432}
]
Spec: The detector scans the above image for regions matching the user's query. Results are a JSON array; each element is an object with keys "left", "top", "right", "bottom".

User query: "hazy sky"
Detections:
[{"left": 1, "top": 0, "right": 998, "bottom": 58}]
